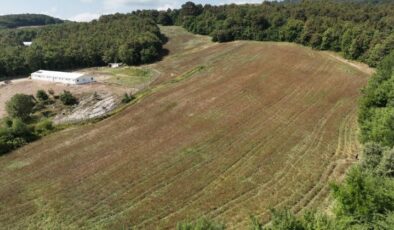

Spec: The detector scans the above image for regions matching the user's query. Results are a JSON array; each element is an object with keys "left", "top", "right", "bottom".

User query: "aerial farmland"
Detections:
[
  {"left": 0, "top": 26, "right": 373, "bottom": 228},
  {"left": 1, "top": 1, "right": 394, "bottom": 229}
]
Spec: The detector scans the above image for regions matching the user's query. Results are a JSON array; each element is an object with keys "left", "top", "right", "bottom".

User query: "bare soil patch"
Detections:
[{"left": 0, "top": 76, "right": 131, "bottom": 119}]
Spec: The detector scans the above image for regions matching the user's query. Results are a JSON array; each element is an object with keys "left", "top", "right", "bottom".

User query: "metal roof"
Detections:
[{"left": 32, "top": 70, "right": 86, "bottom": 80}]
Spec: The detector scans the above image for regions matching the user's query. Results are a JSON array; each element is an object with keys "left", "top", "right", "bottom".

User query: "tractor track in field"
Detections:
[{"left": 86, "top": 56, "right": 317, "bottom": 225}]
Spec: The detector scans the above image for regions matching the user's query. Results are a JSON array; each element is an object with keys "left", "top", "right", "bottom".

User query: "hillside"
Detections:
[
  {"left": 0, "top": 14, "right": 63, "bottom": 29},
  {"left": 0, "top": 26, "right": 372, "bottom": 229},
  {"left": 0, "top": 15, "right": 164, "bottom": 79}
]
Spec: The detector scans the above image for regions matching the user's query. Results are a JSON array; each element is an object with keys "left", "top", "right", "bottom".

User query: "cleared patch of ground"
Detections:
[
  {"left": 53, "top": 92, "right": 119, "bottom": 124},
  {"left": 80, "top": 66, "right": 157, "bottom": 92},
  {"left": 0, "top": 78, "right": 130, "bottom": 119},
  {"left": 0, "top": 26, "right": 372, "bottom": 229}
]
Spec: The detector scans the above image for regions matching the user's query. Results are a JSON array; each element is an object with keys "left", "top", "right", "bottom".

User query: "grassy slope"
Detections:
[
  {"left": 103, "top": 68, "right": 152, "bottom": 86},
  {"left": 0, "top": 26, "right": 371, "bottom": 229}
]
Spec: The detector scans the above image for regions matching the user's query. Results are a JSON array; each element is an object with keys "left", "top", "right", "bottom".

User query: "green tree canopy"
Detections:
[{"left": 5, "top": 94, "right": 36, "bottom": 121}]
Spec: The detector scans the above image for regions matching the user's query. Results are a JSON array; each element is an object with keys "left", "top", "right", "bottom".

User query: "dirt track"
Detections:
[{"left": 0, "top": 27, "right": 371, "bottom": 229}]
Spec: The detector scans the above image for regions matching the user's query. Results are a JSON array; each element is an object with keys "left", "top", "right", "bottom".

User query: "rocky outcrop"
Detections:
[{"left": 54, "top": 92, "right": 118, "bottom": 124}]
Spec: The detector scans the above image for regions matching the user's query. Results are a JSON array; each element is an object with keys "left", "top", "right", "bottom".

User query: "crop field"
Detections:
[{"left": 0, "top": 26, "right": 372, "bottom": 229}]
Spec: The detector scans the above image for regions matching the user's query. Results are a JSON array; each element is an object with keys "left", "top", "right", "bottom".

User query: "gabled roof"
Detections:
[{"left": 33, "top": 70, "right": 86, "bottom": 80}]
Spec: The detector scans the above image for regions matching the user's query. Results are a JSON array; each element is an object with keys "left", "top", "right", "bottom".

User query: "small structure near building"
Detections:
[
  {"left": 109, "top": 63, "right": 123, "bottom": 68},
  {"left": 31, "top": 70, "right": 95, "bottom": 85},
  {"left": 23, "top": 41, "right": 32, "bottom": 46}
]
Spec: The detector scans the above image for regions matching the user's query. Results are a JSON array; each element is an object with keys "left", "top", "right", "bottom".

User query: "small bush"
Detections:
[
  {"left": 361, "top": 142, "right": 386, "bottom": 170},
  {"left": 268, "top": 210, "right": 304, "bottom": 230},
  {"left": 249, "top": 215, "right": 263, "bottom": 230},
  {"left": 378, "top": 149, "right": 394, "bottom": 177},
  {"left": 122, "top": 93, "right": 135, "bottom": 104},
  {"left": 34, "top": 101, "right": 47, "bottom": 111},
  {"left": 48, "top": 89, "right": 55, "bottom": 96},
  {"left": 35, "top": 119, "right": 54, "bottom": 136},
  {"left": 264, "top": 209, "right": 338, "bottom": 230},
  {"left": 176, "top": 218, "right": 225, "bottom": 230},
  {"left": 0, "top": 118, "right": 37, "bottom": 155},
  {"left": 36, "top": 90, "right": 49, "bottom": 101},
  {"left": 93, "top": 92, "right": 101, "bottom": 100},
  {"left": 59, "top": 90, "right": 78, "bottom": 105},
  {"left": 3, "top": 117, "right": 13, "bottom": 128}
]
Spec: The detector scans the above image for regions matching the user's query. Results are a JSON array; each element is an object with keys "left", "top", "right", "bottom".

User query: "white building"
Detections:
[
  {"left": 108, "top": 63, "right": 123, "bottom": 68},
  {"left": 23, "top": 41, "right": 32, "bottom": 46},
  {"left": 31, "top": 70, "right": 95, "bottom": 85}
]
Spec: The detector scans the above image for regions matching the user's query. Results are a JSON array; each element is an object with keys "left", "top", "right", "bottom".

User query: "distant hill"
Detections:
[{"left": 0, "top": 14, "right": 63, "bottom": 29}]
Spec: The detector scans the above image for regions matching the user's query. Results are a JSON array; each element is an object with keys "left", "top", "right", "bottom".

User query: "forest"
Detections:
[
  {"left": 0, "top": 14, "right": 63, "bottom": 29},
  {"left": 0, "top": 14, "right": 164, "bottom": 79}
]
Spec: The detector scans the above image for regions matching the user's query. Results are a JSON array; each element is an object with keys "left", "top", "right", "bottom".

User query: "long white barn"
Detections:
[{"left": 31, "top": 70, "right": 95, "bottom": 85}]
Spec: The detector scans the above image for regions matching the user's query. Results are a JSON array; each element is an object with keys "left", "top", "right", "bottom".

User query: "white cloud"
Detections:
[
  {"left": 219, "top": 0, "right": 264, "bottom": 4},
  {"left": 69, "top": 12, "right": 101, "bottom": 22},
  {"left": 104, "top": 0, "right": 154, "bottom": 9},
  {"left": 103, "top": 0, "right": 184, "bottom": 10},
  {"left": 102, "top": 0, "right": 267, "bottom": 11},
  {"left": 157, "top": 4, "right": 178, "bottom": 11},
  {"left": 80, "top": 0, "right": 95, "bottom": 3},
  {"left": 41, "top": 6, "right": 58, "bottom": 17}
]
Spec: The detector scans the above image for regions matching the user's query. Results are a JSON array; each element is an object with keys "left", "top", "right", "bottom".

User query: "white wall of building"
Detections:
[
  {"left": 31, "top": 70, "right": 95, "bottom": 85},
  {"left": 75, "top": 75, "right": 95, "bottom": 85}
]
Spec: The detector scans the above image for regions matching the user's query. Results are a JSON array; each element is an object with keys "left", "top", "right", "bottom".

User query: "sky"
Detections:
[{"left": 0, "top": 0, "right": 267, "bottom": 22}]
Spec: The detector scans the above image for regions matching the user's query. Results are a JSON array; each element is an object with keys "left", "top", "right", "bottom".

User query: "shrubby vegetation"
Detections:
[
  {"left": 359, "top": 52, "right": 394, "bottom": 147},
  {"left": 0, "top": 14, "right": 63, "bottom": 29},
  {"left": 121, "top": 93, "right": 136, "bottom": 104},
  {"left": 176, "top": 218, "right": 225, "bottom": 230},
  {"left": 1, "top": 93, "right": 39, "bottom": 155},
  {"left": 0, "top": 90, "right": 76, "bottom": 155},
  {"left": 36, "top": 89, "right": 49, "bottom": 102},
  {"left": 0, "top": 118, "right": 37, "bottom": 155},
  {"left": 5, "top": 94, "right": 36, "bottom": 121},
  {"left": 0, "top": 14, "right": 165, "bottom": 79},
  {"left": 59, "top": 91, "right": 78, "bottom": 106}
]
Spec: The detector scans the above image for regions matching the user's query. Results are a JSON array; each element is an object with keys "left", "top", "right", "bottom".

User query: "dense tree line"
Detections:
[
  {"left": 359, "top": 52, "right": 394, "bottom": 147},
  {"left": 0, "top": 14, "right": 63, "bottom": 29},
  {"left": 139, "top": 0, "right": 394, "bottom": 67},
  {"left": 0, "top": 14, "right": 165, "bottom": 79}
]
